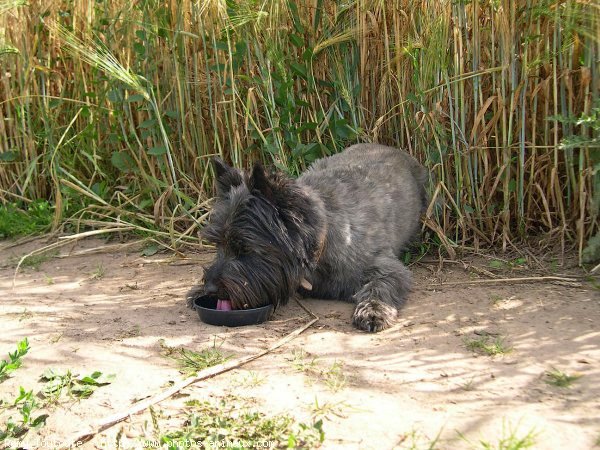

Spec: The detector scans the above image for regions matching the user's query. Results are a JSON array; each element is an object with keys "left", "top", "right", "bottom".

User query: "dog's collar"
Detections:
[
  {"left": 314, "top": 226, "right": 326, "bottom": 264},
  {"left": 299, "top": 218, "right": 327, "bottom": 292},
  {"left": 298, "top": 185, "right": 327, "bottom": 292}
]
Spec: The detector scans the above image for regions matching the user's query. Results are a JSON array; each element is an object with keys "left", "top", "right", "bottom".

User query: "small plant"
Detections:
[
  {"left": 464, "top": 336, "right": 512, "bottom": 357},
  {"left": 459, "top": 421, "right": 537, "bottom": 450},
  {"left": 156, "top": 397, "right": 325, "bottom": 449},
  {"left": 488, "top": 257, "right": 528, "bottom": 271},
  {"left": 461, "top": 377, "right": 476, "bottom": 391},
  {"left": 18, "top": 309, "right": 32, "bottom": 322},
  {"left": 586, "top": 275, "right": 600, "bottom": 291},
  {"left": 115, "top": 325, "right": 143, "bottom": 340},
  {"left": 232, "top": 371, "right": 266, "bottom": 389},
  {"left": 20, "top": 250, "right": 58, "bottom": 271},
  {"left": 141, "top": 243, "right": 160, "bottom": 257},
  {"left": 287, "top": 351, "right": 347, "bottom": 391},
  {"left": 0, "top": 341, "right": 112, "bottom": 445},
  {"left": 67, "top": 370, "right": 115, "bottom": 398},
  {"left": 323, "top": 361, "right": 346, "bottom": 393},
  {"left": 308, "top": 398, "right": 358, "bottom": 421},
  {"left": 0, "top": 338, "right": 30, "bottom": 382},
  {"left": 90, "top": 262, "right": 106, "bottom": 280},
  {"left": 489, "top": 294, "right": 504, "bottom": 306},
  {"left": 160, "top": 340, "right": 228, "bottom": 376},
  {"left": 39, "top": 369, "right": 74, "bottom": 403},
  {"left": 398, "top": 427, "right": 442, "bottom": 449},
  {"left": 40, "top": 368, "right": 115, "bottom": 401},
  {"left": 544, "top": 368, "right": 582, "bottom": 388},
  {"left": 0, "top": 200, "right": 52, "bottom": 238},
  {"left": 288, "top": 349, "right": 319, "bottom": 373},
  {"left": 0, "top": 387, "right": 48, "bottom": 444}
]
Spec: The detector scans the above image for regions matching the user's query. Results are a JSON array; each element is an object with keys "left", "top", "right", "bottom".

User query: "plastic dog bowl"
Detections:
[{"left": 193, "top": 295, "right": 274, "bottom": 327}]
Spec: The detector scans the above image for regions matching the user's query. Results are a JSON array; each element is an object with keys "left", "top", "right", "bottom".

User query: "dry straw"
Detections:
[{"left": 0, "top": 0, "right": 597, "bottom": 259}]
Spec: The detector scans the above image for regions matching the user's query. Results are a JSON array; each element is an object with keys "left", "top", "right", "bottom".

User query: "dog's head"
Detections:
[{"left": 199, "top": 158, "right": 322, "bottom": 309}]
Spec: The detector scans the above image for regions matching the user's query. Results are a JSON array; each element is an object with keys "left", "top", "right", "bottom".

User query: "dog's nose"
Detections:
[{"left": 204, "top": 281, "right": 218, "bottom": 296}]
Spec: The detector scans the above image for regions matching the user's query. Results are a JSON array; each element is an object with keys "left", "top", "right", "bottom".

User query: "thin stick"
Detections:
[
  {"left": 428, "top": 276, "right": 582, "bottom": 288},
  {"left": 0, "top": 233, "right": 55, "bottom": 250},
  {"left": 57, "top": 226, "right": 135, "bottom": 239},
  {"left": 54, "top": 240, "right": 146, "bottom": 258},
  {"left": 58, "top": 303, "right": 319, "bottom": 449}
]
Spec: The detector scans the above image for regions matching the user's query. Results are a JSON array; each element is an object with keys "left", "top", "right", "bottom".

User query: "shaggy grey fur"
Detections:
[{"left": 187, "top": 144, "right": 428, "bottom": 332}]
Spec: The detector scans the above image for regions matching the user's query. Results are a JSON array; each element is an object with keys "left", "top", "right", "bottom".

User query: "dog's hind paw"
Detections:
[{"left": 352, "top": 299, "right": 397, "bottom": 332}]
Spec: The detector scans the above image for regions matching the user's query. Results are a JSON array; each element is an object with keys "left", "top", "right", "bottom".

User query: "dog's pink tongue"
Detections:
[{"left": 216, "top": 299, "right": 232, "bottom": 311}]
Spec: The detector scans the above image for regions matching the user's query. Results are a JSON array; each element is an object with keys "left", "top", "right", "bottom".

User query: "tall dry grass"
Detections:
[{"left": 0, "top": 0, "right": 598, "bottom": 259}]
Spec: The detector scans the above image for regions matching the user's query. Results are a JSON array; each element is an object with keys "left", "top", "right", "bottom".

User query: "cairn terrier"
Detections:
[{"left": 187, "top": 144, "right": 428, "bottom": 332}]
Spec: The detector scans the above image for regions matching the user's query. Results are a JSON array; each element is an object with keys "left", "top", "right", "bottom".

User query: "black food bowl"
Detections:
[{"left": 193, "top": 295, "right": 274, "bottom": 327}]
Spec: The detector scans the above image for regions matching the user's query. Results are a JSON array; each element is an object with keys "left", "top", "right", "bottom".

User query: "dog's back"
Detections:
[
  {"left": 304, "top": 144, "right": 428, "bottom": 214},
  {"left": 299, "top": 144, "right": 428, "bottom": 248}
]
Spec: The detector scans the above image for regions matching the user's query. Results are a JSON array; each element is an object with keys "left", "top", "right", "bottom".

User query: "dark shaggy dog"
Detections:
[{"left": 187, "top": 144, "right": 428, "bottom": 332}]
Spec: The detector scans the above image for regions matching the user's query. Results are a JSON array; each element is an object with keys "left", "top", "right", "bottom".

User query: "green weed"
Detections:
[
  {"left": 0, "top": 387, "right": 48, "bottom": 444},
  {"left": 287, "top": 350, "right": 347, "bottom": 392},
  {"left": 544, "top": 368, "right": 582, "bottom": 388},
  {"left": 156, "top": 397, "right": 324, "bottom": 449},
  {"left": 489, "top": 295, "right": 504, "bottom": 307},
  {"left": 160, "top": 340, "right": 228, "bottom": 376},
  {"left": 0, "top": 338, "right": 29, "bottom": 382},
  {"left": 461, "top": 377, "right": 476, "bottom": 392},
  {"left": 323, "top": 361, "right": 346, "bottom": 393},
  {"left": 488, "top": 258, "right": 528, "bottom": 271},
  {"left": 288, "top": 349, "right": 319, "bottom": 373},
  {"left": 18, "top": 310, "right": 32, "bottom": 322},
  {"left": 585, "top": 276, "right": 600, "bottom": 291},
  {"left": 0, "top": 339, "right": 111, "bottom": 445},
  {"left": 398, "top": 427, "right": 442, "bottom": 449},
  {"left": 308, "top": 398, "right": 362, "bottom": 421},
  {"left": 464, "top": 336, "right": 513, "bottom": 357},
  {"left": 19, "top": 250, "right": 59, "bottom": 271},
  {"left": 232, "top": 371, "right": 266, "bottom": 389},
  {"left": 40, "top": 368, "right": 115, "bottom": 402},
  {"left": 0, "top": 201, "right": 52, "bottom": 238},
  {"left": 90, "top": 262, "right": 106, "bottom": 280},
  {"left": 459, "top": 421, "right": 537, "bottom": 450}
]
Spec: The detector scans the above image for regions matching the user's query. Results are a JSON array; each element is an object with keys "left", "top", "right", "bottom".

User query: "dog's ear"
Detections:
[
  {"left": 212, "top": 157, "right": 242, "bottom": 197},
  {"left": 248, "top": 161, "right": 275, "bottom": 203}
]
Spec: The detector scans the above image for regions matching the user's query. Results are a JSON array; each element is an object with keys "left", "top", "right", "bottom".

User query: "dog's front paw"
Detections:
[
  {"left": 185, "top": 285, "right": 205, "bottom": 309},
  {"left": 352, "top": 299, "right": 397, "bottom": 332}
]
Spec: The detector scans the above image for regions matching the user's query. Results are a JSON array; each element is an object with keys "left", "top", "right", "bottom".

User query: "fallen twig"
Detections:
[
  {"left": 426, "top": 275, "right": 582, "bottom": 288},
  {"left": 0, "top": 233, "right": 56, "bottom": 250},
  {"left": 55, "top": 240, "right": 146, "bottom": 258},
  {"left": 58, "top": 299, "right": 318, "bottom": 449},
  {"left": 57, "top": 226, "right": 136, "bottom": 239}
]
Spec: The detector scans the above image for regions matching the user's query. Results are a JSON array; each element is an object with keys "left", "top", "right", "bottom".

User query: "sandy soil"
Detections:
[{"left": 0, "top": 237, "right": 599, "bottom": 450}]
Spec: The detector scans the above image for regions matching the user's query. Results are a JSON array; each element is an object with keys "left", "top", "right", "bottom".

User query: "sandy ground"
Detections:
[{"left": 0, "top": 237, "right": 599, "bottom": 450}]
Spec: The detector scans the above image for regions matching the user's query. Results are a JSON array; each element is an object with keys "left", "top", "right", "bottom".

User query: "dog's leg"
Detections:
[{"left": 351, "top": 256, "right": 412, "bottom": 332}]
